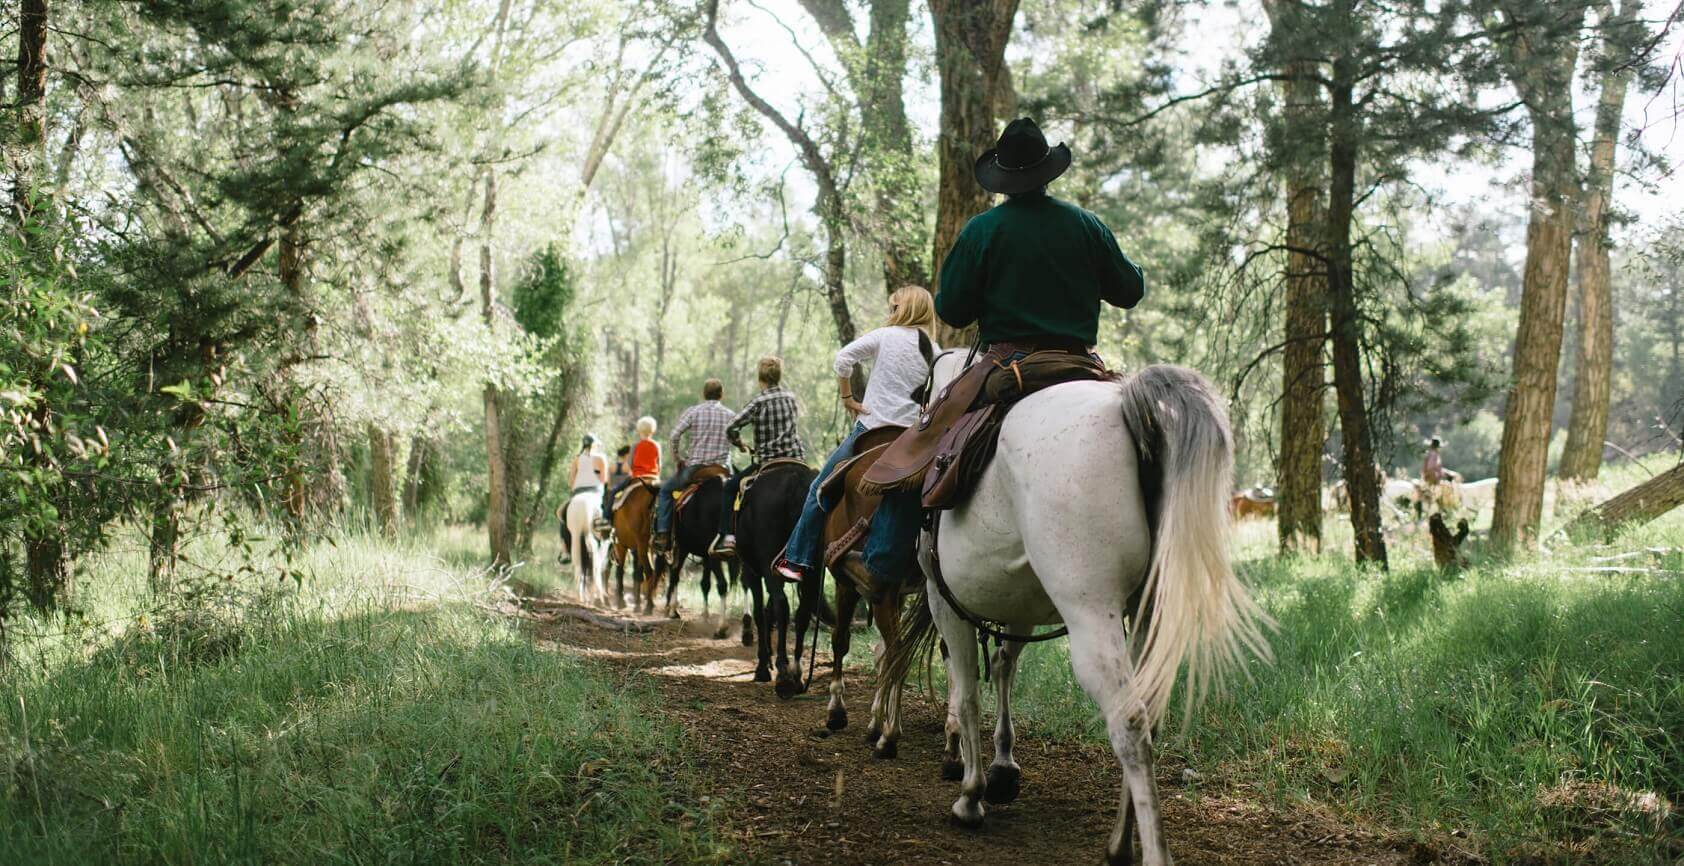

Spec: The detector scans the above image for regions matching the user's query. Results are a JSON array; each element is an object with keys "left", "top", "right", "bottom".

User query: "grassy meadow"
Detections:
[
  {"left": 997, "top": 458, "right": 1684, "bottom": 863},
  {"left": 0, "top": 531, "right": 734, "bottom": 865},
  {"left": 2, "top": 458, "right": 1681, "bottom": 864}
]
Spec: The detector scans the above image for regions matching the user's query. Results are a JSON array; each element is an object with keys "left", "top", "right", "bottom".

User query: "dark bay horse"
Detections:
[
  {"left": 609, "top": 479, "right": 659, "bottom": 612},
  {"left": 660, "top": 470, "right": 745, "bottom": 640},
  {"left": 732, "top": 460, "right": 820, "bottom": 695}
]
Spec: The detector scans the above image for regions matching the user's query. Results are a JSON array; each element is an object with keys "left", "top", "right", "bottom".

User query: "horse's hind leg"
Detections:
[
  {"left": 664, "top": 554, "right": 682, "bottom": 619},
  {"left": 867, "top": 595, "right": 906, "bottom": 759},
  {"left": 1063, "top": 614, "right": 1170, "bottom": 866},
  {"left": 746, "top": 571, "right": 771, "bottom": 682},
  {"left": 827, "top": 579, "right": 861, "bottom": 732},
  {"left": 985, "top": 635, "right": 1029, "bottom": 804},
  {"left": 709, "top": 561, "right": 731, "bottom": 639},
  {"left": 928, "top": 589, "right": 986, "bottom": 827}
]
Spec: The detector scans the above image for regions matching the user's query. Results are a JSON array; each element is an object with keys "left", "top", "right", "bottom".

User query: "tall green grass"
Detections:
[
  {"left": 0, "top": 532, "right": 733, "bottom": 865},
  {"left": 997, "top": 464, "right": 1684, "bottom": 862}
]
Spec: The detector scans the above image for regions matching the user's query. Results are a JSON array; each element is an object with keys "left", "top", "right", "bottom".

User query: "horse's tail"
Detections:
[
  {"left": 1117, "top": 364, "right": 1273, "bottom": 724},
  {"left": 881, "top": 593, "right": 937, "bottom": 695}
]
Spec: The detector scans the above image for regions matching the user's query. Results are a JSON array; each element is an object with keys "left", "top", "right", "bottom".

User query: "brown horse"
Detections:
[
  {"left": 609, "top": 478, "right": 660, "bottom": 612},
  {"left": 818, "top": 425, "right": 918, "bottom": 758}
]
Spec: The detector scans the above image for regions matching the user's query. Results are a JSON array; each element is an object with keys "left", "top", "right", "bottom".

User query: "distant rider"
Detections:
[
  {"left": 711, "top": 357, "right": 805, "bottom": 558},
  {"left": 653, "top": 379, "right": 735, "bottom": 552}
]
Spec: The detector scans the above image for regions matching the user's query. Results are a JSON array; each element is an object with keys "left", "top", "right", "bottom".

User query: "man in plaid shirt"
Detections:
[
  {"left": 713, "top": 356, "right": 806, "bottom": 557},
  {"left": 652, "top": 378, "right": 735, "bottom": 551}
]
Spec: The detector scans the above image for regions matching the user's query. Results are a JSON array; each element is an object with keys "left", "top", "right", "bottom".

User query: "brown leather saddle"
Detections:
[
  {"left": 815, "top": 425, "right": 907, "bottom": 596},
  {"left": 860, "top": 344, "right": 1114, "bottom": 510},
  {"left": 614, "top": 476, "right": 660, "bottom": 511},
  {"left": 672, "top": 463, "right": 730, "bottom": 516}
]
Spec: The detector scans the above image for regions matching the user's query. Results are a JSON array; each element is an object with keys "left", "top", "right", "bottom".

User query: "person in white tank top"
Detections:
[{"left": 558, "top": 434, "right": 608, "bottom": 564}]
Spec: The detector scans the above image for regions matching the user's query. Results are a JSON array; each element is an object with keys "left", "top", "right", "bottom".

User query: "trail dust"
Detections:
[{"left": 521, "top": 594, "right": 1429, "bottom": 865}]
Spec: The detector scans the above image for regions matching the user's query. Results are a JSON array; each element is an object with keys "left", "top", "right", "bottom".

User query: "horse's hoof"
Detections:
[
  {"left": 941, "top": 759, "right": 964, "bottom": 782},
  {"left": 753, "top": 667, "right": 772, "bottom": 683},
  {"left": 713, "top": 625, "right": 730, "bottom": 640},
  {"left": 740, "top": 629, "right": 754, "bottom": 647},
  {"left": 947, "top": 802, "right": 986, "bottom": 829},
  {"left": 642, "top": 604, "right": 654, "bottom": 616},
  {"left": 871, "top": 739, "right": 898, "bottom": 760},
  {"left": 826, "top": 708, "right": 848, "bottom": 731},
  {"left": 667, "top": 608, "right": 681, "bottom": 620},
  {"left": 984, "top": 764, "right": 1021, "bottom": 804}
]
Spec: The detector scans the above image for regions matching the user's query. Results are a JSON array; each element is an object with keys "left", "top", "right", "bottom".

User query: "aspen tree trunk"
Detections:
[
  {"left": 927, "top": 0, "right": 1020, "bottom": 348},
  {"left": 480, "top": 167, "right": 512, "bottom": 566},
  {"left": 1493, "top": 12, "right": 1584, "bottom": 550},
  {"left": 1560, "top": 0, "right": 1633, "bottom": 482},
  {"left": 1325, "top": 47, "right": 1387, "bottom": 567}
]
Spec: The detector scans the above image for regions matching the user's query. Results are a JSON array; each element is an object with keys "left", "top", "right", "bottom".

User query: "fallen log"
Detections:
[{"left": 1567, "top": 461, "right": 1684, "bottom": 542}]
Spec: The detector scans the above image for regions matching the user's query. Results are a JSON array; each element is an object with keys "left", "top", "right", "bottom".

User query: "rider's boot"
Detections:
[{"left": 710, "top": 534, "right": 737, "bottom": 559}]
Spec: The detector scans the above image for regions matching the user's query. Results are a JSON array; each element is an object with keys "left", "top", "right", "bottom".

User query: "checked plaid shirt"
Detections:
[
  {"left": 727, "top": 386, "right": 805, "bottom": 463},
  {"left": 669, "top": 400, "right": 735, "bottom": 467}
]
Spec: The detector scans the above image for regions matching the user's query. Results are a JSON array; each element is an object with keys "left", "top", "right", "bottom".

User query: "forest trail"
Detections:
[{"left": 521, "top": 593, "right": 1424, "bottom": 866}]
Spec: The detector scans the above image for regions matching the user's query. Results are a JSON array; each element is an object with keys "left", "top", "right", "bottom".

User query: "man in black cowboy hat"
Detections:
[
  {"left": 858, "top": 117, "right": 1146, "bottom": 500},
  {"left": 936, "top": 117, "right": 1144, "bottom": 346}
]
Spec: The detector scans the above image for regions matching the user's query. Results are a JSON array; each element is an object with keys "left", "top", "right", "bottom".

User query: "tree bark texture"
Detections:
[
  {"left": 800, "top": 0, "right": 927, "bottom": 289},
  {"left": 1560, "top": 0, "right": 1633, "bottom": 482},
  {"left": 402, "top": 435, "right": 428, "bottom": 519},
  {"left": 1567, "top": 460, "right": 1684, "bottom": 540},
  {"left": 1493, "top": 9, "right": 1584, "bottom": 550},
  {"left": 368, "top": 424, "right": 398, "bottom": 540},
  {"left": 1273, "top": 50, "right": 1328, "bottom": 555},
  {"left": 1325, "top": 51, "right": 1387, "bottom": 567},
  {"left": 11, "top": 0, "right": 48, "bottom": 216},
  {"left": 927, "top": 0, "right": 1020, "bottom": 348},
  {"left": 480, "top": 167, "right": 512, "bottom": 566}
]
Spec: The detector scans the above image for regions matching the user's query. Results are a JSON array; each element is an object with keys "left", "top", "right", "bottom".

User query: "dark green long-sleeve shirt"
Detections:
[{"left": 935, "top": 192, "right": 1145, "bottom": 346}]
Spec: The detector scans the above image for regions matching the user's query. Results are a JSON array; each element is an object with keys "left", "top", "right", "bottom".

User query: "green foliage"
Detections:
[
  {"left": 991, "top": 510, "right": 1684, "bottom": 861},
  {"left": 0, "top": 532, "right": 733, "bottom": 864},
  {"left": 511, "top": 245, "right": 576, "bottom": 341}
]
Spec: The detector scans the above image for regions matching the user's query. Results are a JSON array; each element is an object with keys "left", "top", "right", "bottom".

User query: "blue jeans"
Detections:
[
  {"left": 654, "top": 464, "right": 700, "bottom": 535},
  {"left": 785, "top": 423, "right": 921, "bottom": 583},
  {"left": 785, "top": 423, "right": 867, "bottom": 570}
]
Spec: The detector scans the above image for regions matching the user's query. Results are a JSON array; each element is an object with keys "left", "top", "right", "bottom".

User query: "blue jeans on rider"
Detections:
[
  {"left": 784, "top": 422, "right": 920, "bottom": 584},
  {"left": 784, "top": 422, "right": 867, "bottom": 571},
  {"left": 654, "top": 464, "right": 700, "bottom": 535}
]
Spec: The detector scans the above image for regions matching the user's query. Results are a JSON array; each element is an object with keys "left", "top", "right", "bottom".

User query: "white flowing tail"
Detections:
[{"left": 1118, "top": 365, "right": 1273, "bottom": 723}]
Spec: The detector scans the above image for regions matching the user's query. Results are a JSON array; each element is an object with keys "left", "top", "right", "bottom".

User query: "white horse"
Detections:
[
  {"left": 886, "top": 356, "right": 1270, "bottom": 866},
  {"left": 1456, "top": 477, "right": 1498, "bottom": 518},
  {"left": 565, "top": 490, "right": 607, "bottom": 605}
]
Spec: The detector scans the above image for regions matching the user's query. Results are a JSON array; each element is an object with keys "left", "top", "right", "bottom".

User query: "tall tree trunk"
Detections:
[
  {"left": 16, "top": 0, "right": 69, "bottom": 608},
  {"left": 480, "top": 168, "right": 512, "bottom": 566},
  {"left": 11, "top": 0, "right": 48, "bottom": 217},
  {"left": 368, "top": 424, "right": 398, "bottom": 540},
  {"left": 1325, "top": 50, "right": 1387, "bottom": 567},
  {"left": 1560, "top": 0, "right": 1633, "bottom": 482},
  {"left": 1273, "top": 48, "right": 1328, "bottom": 555},
  {"left": 1493, "top": 13, "right": 1584, "bottom": 550},
  {"left": 927, "top": 0, "right": 1020, "bottom": 347},
  {"left": 402, "top": 435, "right": 428, "bottom": 519}
]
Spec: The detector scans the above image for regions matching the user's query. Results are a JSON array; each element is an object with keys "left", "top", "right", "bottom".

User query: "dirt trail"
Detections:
[{"left": 526, "top": 598, "right": 1419, "bottom": 865}]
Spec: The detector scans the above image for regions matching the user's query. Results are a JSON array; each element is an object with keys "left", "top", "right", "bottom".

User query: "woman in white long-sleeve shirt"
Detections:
[{"left": 775, "top": 286, "right": 938, "bottom": 583}]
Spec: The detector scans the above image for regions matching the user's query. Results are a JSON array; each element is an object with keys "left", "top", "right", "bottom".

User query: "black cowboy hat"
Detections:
[{"left": 974, "top": 117, "right": 1072, "bottom": 195}]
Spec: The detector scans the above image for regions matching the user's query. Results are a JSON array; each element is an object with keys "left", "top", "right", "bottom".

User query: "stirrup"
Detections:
[
  {"left": 773, "top": 554, "right": 806, "bottom": 582},
  {"left": 710, "top": 535, "right": 736, "bottom": 559}
]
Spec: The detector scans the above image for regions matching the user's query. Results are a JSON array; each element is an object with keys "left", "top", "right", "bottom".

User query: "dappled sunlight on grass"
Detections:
[{"left": 0, "top": 528, "right": 735, "bottom": 865}]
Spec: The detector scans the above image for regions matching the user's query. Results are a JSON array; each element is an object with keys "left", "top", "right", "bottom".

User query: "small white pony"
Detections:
[
  {"left": 565, "top": 489, "right": 607, "bottom": 606},
  {"left": 887, "top": 355, "right": 1271, "bottom": 866}
]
